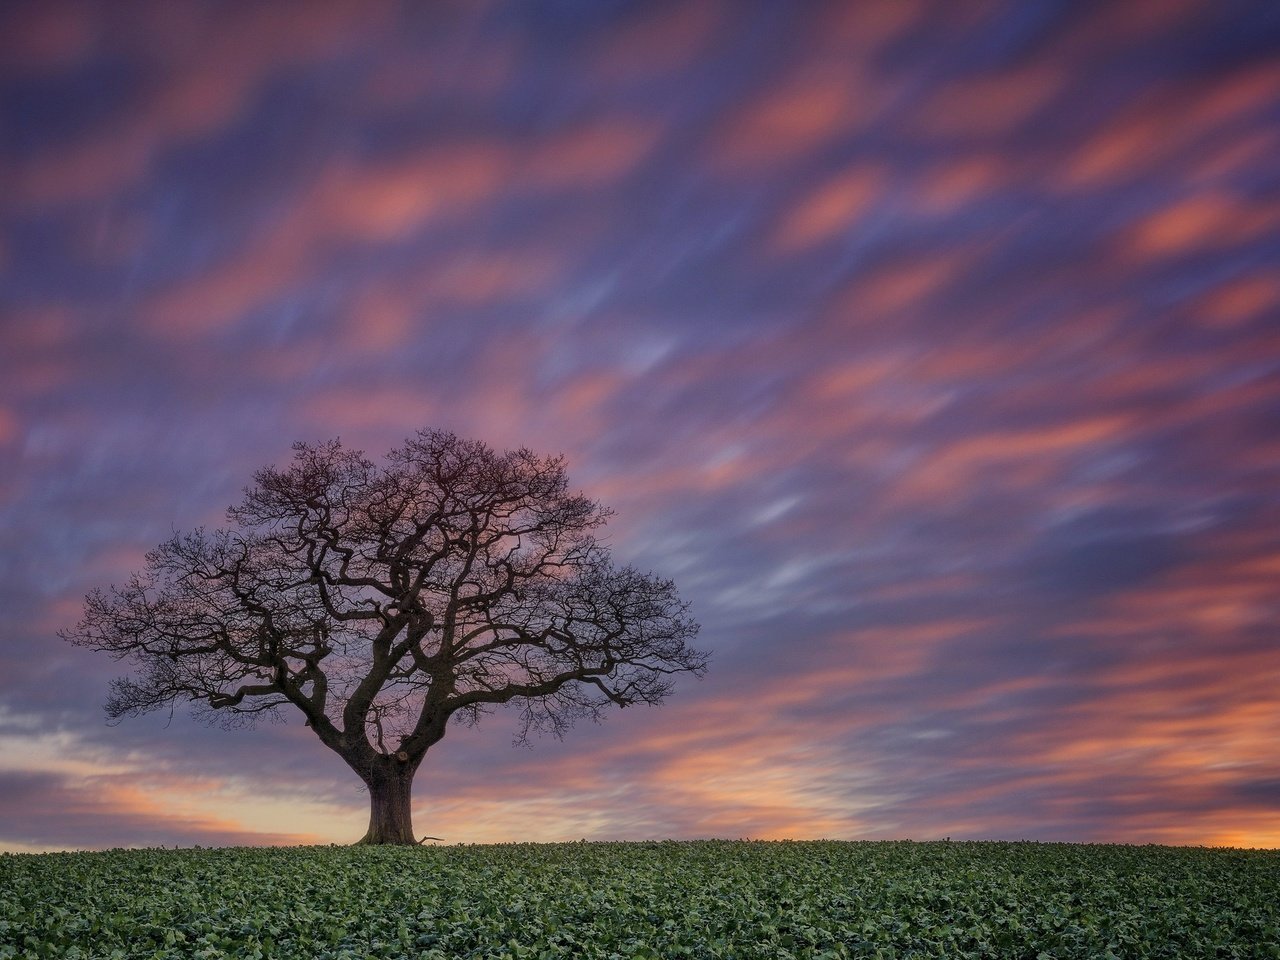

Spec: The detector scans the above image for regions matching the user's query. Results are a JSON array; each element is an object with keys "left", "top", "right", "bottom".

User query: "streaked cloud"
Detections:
[{"left": 1, "top": 0, "right": 1278, "bottom": 851}]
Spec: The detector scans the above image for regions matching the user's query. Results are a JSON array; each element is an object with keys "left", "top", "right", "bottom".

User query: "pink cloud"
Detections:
[
  {"left": 586, "top": 2, "right": 726, "bottom": 81},
  {"left": 770, "top": 165, "right": 884, "bottom": 254},
  {"left": 0, "top": 2, "right": 95, "bottom": 73},
  {"left": 5, "top": 1, "right": 398, "bottom": 211},
  {"left": 1124, "top": 192, "right": 1279, "bottom": 259},
  {"left": 4, "top": 0, "right": 1278, "bottom": 852},
  {"left": 706, "top": 62, "right": 881, "bottom": 173},
  {"left": 526, "top": 119, "right": 663, "bottom": 188},
  {"left": 913, "top": 65, "right": 1062, "bottom": 139}
]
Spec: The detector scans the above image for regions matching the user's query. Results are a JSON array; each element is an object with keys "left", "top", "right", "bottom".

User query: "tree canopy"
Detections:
[{"left": 64, "top": 429, "right": 706, "bottom": 842}]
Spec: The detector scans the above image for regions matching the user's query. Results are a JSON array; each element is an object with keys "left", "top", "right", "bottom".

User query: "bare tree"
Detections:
[{"left": 62, "top": 430, "right": 705, "bottom": 844}]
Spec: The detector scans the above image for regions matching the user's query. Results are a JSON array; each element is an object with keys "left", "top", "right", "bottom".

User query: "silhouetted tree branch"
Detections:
[{"left": 63, "top": 429, "right": 706, "bottom": 843}]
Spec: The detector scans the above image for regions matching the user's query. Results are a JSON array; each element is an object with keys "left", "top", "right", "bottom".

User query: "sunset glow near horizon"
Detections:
[{"left": 2, "top": 0, "right": 1279, "bottom": 853}]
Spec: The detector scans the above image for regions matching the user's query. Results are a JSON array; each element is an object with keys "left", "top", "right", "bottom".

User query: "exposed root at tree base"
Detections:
[{"left": 353, "top": 834, "right": 445, "bottom": 846}]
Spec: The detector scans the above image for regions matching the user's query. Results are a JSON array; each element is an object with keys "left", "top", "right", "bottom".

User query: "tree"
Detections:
[{"left": 62, "top": 429, "right": 706, "bottom": 844}]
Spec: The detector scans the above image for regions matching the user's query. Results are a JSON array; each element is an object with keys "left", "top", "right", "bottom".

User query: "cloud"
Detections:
[
  {"left": 707, "top": 64, "right": 875, "bottom": 173},
  {"left": 526, "top": 119, "right": 664, "bottom": 189},
  {"left": 0, "top": 768, "right": 331, "bottom": 851},
  {"left": 2, "top": 0, "right": 1279, "bottom": 851},
  {"left": 770, "top": 166, "right": 884, "bottom": 254},
  {"left": 2, "top": 0, "right": 397, "bottom": 210},
  {"left": 913, "top": 65, "right": 1062, "bottom": 140}
]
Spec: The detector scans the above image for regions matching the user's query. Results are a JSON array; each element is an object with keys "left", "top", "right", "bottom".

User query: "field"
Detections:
[{"left": 2, "top": 840, "right": 1277, "bottom": 959}]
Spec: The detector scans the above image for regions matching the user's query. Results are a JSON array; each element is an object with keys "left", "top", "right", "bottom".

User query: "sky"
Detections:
[{"left": 1, "top": 0, "right": 1278, "bottom": 853}]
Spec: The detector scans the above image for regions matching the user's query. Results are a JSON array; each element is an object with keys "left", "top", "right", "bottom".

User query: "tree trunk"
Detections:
[{"left": 356, "top": 754, "right": 419, "bottom": 845}]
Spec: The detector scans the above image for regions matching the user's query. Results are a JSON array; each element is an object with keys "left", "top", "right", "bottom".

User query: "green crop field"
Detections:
[{"left": 1, "top": 840, "right": 1277, "bottom": 959}]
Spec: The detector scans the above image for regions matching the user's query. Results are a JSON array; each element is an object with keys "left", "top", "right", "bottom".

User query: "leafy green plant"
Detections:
[{"left": 2, "top": 841, "right": 1276, "bottom": 958}]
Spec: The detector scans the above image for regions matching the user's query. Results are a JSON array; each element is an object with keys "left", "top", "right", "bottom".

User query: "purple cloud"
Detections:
[{"left": 2, "top": 0, "right": 1278, "bottom": 850}]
